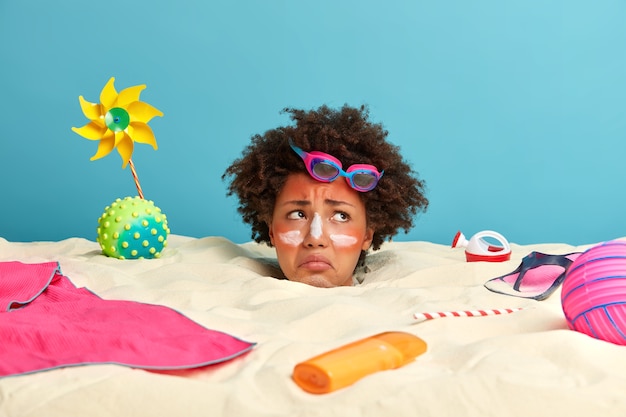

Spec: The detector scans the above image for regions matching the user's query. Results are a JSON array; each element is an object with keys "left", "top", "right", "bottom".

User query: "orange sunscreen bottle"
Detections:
[{"left": 292, "top": 331, "right": 427, "bottom": 394}]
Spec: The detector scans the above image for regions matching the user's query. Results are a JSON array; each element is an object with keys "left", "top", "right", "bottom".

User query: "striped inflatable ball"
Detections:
[{"left": 561, "top": 240, "right": 626, "bottom": 345}]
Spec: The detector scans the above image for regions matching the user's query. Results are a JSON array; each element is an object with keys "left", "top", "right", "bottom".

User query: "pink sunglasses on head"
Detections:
[{"left": 289, "top": 139, "right": 383, "bottom": 192}]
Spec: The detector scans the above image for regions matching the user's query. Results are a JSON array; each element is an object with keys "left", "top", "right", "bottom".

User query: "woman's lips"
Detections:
[{"left": 299, "top": 255, "right": 332, "bottom": 271}]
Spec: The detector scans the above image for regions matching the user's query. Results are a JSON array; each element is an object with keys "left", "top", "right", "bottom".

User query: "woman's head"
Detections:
[
  {"left": 223, "top": 104, "right": 428, "bottom": 286},
  {"left": 268, "top": 171, "right": 374, "bottom": 287}
]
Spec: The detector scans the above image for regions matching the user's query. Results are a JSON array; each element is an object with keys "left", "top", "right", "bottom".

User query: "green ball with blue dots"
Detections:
[{"left": 97, "top": 196, "right": 170, "bottom": 259}]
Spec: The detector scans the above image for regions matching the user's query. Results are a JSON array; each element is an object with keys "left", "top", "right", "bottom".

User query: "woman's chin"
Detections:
[{"left": 289, "top": 273, "right": 351, "bottom": 288}]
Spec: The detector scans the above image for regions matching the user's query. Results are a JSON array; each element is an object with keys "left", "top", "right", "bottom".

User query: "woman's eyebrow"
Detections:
[
  {"left": 280, "top": 199, "right": 355, "bottom": 208},
  {"left": 281, "top": 200, "right": 311, "bottom": 207},
  {"left": 325, "top": 199, "right": 355, "bottom": 208}
]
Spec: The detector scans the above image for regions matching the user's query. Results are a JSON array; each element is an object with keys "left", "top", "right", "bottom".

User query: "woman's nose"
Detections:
[
  {"left": 303, "top": 213, "right": 328, "bottom": 247},
  {"left": 304, "top": 234, "right": 328, "bottom": 247}
]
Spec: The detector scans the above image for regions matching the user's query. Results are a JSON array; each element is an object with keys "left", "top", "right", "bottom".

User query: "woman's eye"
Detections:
[
  {"left": 331, "top": 212, "right": 350, "bottom": 222},
  {"left": 287, "top": 210, "right": 306, "bottom": 220}
]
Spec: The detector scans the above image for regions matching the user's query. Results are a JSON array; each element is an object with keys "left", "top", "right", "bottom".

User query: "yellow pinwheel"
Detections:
[{"left": 72, "top": 77, "right": 163, "bottom": 168}]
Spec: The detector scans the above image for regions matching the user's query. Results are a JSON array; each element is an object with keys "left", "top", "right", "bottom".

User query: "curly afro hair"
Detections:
[{"left": 222, "top": 104, "right": 428, "bottom": 252}]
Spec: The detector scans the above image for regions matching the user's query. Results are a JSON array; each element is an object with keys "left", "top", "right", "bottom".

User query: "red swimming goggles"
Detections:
[{"left": 289, "top": 139, "right": 384, "bottom": 192}]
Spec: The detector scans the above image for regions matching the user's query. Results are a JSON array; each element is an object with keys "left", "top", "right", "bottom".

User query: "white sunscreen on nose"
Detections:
[
  {"left": 310, "top": 213, "right": 323, "bottom": 239},
  {"left": 330, "top": 234, "right": 358, "bottom": 247},
  {"left": 278, "top": 230, "right": 303, "bottom": 246}
]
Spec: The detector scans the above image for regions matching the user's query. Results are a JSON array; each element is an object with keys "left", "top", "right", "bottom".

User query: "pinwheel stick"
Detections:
[{"left": 127, "top": 159, "right": 144, "bottom": 199}]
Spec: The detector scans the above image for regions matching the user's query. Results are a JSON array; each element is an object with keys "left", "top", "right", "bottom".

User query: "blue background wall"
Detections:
[{"left": 1, "top": 0, "right": 625, "bottom": 246}]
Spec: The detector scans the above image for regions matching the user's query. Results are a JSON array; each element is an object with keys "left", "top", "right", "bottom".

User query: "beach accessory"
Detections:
[
  {"left": 561, "top": 240, "right": 626, "bottom": 346},
  {"left": 414, "top": 307, "right": 524, "bottom": 322},
  {"left": 485, "top": 251, "right": 581, "bottom": 300},
  {"left": 452, "top": 230, "right": 511, "bottom": 262},
  {"left": 289, "top": 139, "right": 383, "bottom": 192},
  {"left": 71, "top": 78, "right": 169, "bottom": 259},
  {"left": 0, "top": 261, "right": 254, "bottom": 376},
  {"left": 293, "top": 331, "right": 426, "bottom": 394},
  {"left": 97, "top": 196, "right": 170, "bottom": 259},
  {"left": 71, "top": 77, "right": 163, "bottom": 196},
  {"left": 72, "top": 77, "right": 163, "bottom": 173}
]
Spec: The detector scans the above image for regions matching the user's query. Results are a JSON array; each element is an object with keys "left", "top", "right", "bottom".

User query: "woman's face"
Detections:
[{"left": 268, "top": 172, "right": 374, "bottom": 287}]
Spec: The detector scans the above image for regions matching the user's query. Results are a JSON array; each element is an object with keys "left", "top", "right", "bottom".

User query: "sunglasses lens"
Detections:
[
  {"left": 311, "top": 161, "right": 340, "bottom": 180},
  {"left": 352, "top": 173, "right": 377, "bottom": 190}
]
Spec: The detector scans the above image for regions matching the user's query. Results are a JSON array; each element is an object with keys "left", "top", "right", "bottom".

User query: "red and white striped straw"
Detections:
[{"left": 413, "top": 307, "right": 524, "bottom": 322}]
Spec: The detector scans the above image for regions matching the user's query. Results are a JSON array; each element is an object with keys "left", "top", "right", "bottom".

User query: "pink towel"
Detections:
[{"left": 0, "top": 261, "right": 255, "bottom": 376}]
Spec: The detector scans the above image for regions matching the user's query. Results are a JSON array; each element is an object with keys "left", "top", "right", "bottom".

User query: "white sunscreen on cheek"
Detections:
[
  {"left": 330, "top": 234, "right": 358, "bottom": 247},
  {"left": 310, "top": 213, "right": 323, "bottom": 239},
  {"left": 278, "top": 230, "right": 303, "bottom": 246}
]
